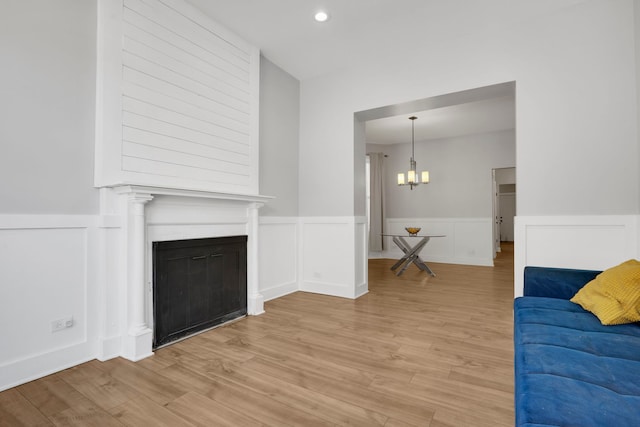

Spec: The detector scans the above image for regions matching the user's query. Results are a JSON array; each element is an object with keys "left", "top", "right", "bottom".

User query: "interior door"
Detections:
[
  {"left": 492, "top": 169, "right": 500, "bottom": 256},
  {"left": 499, "top": 194, "right": 516, "bottom": 242}
]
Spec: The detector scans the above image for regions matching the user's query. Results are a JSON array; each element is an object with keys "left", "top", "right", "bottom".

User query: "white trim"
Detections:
[
  {"left": 259, "top": 216, "right": 300, "bottom": 224},
  {"left": 113, "top": 185, "right": 273, "bottom": 204},
  {"left": 261, "top": 282, "right": 298, "bottom": 302},
  {"left": 1, "top": 353, "right": 96, "bottom": 393},
  {"left": 94, "top": 0, "right": 124, "bottom": 187},
  {"left": 300, "top": 216, "right": 363, "bottom": 224}
]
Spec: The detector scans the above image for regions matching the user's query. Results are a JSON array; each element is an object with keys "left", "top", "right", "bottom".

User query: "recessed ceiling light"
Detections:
[{"left": 314, "top": 11, "right": 329, "bottom": 22}]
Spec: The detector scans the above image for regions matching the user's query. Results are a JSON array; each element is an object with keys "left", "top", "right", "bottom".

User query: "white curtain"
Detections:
[{"left": 369, "top": 152, "right": 385, "bottom": 252}]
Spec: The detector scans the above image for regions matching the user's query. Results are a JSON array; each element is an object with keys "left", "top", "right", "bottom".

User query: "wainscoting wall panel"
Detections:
[
  {"left": 258, "top": 217, "right": 298, "bottom": 301},
  {"left": 0, "top": 213, "right": 369, "bottom": 391},
  {"left": 354, "top": 218, "right": 368, "bottom": 298},
  {"left": 299, "top": 217, "right": 368, "bottom": 299},
  {"left": 384, "top": 218, "right": 494, "bottom": 267},
  {"left": 0, "top": 215, "right": 104, "bottom": 391},
  {"left": 514, "top": 215, "right": 640, "bottom": 297}
]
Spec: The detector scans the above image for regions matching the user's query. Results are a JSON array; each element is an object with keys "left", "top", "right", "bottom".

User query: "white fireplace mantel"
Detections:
[
  {"left": 113, "top": 185, "right": 273, "bottom": 205},
  {"left": 103, "top": 185, "right": 272, "bottom": 362}
]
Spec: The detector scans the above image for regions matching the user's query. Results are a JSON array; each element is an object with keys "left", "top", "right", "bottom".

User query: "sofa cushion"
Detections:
[
  {"left": 516, "top": 374, "right": 640, "bottom": 427},
  {"left": 570, "top": 259, "right": 640, "bottom": 325},
  {"left": 523, "top": 267, "right": 600, "bottom": 299},
  {"left": 514, "top": 296, "right": 640, "bottom": 426}
]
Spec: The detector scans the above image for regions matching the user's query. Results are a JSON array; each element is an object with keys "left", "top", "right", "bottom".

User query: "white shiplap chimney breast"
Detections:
[
  {"left": 94, "top": 0, "right": 268, "bottom": 362},
  {"left": 96, "top": 0, "right": 260, "bottom": 195}
]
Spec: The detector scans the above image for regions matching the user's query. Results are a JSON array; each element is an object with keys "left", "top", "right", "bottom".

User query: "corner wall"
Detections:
[{"left": 259, "top": 57, "right": 300, "bottom": 217}]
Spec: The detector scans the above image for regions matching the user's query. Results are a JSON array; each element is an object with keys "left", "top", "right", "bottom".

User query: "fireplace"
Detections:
[
  {"left": 153, "top": 236, "right": 248, "bottom": 348},
  {"left": 98, "top": 185, "right": 270, "bottom": 362}
]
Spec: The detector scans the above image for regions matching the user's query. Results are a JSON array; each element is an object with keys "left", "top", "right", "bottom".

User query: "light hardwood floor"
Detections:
[{"left": 0, "top": 243, "right": 515, "bottom": 426}]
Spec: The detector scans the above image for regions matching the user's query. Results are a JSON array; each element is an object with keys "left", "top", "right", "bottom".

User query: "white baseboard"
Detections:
[
  {"left": 262, "top": 281, "right": 298, "bottom": 302},
  {"left": 300, "top": 280, "right": 355, "bottom": 299},
  {"left": 97, "top": 335, "right": 122, "bottom": 361},
  {"left": 0, "top": 342, "right": 95, "bottom": 392},
  {"left": 355, "top": 282, "right": 369, "bottom": 298}
]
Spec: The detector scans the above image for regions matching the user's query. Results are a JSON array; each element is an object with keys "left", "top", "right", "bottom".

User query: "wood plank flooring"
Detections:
[{"left": 0, "top": 243, "right": 515, "bottom": 426}]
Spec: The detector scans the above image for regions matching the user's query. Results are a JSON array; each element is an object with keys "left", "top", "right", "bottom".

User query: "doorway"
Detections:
[
  {"left": 492, "top": 167, "right": 516, "bottom": 256},
  {"left": 355, "top": 82, "right": 516, "bottom": 268}
]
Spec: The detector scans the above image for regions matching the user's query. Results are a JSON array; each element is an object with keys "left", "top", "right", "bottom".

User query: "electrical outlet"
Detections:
[{"left": 51, "top": 316, "right": 74, "bottom": 333}]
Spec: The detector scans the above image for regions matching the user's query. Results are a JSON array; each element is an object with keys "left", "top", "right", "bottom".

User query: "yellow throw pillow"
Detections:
[{"left": 570, "top": 259, "right": 640, "bottom": 325}]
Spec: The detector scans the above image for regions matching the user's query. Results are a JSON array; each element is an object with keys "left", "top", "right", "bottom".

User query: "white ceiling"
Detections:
[
  {"left": 366, "top": 96, "right": 516, "bottom": 144},
  {"left": 185, "top": 0, "right": 585, "bottom": 81},
  {"left": 183, "top": 0, "right": 579, "bottom": 141}
]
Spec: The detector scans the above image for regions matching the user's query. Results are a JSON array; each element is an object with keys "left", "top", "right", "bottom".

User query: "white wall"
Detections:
[
  {"left": 0, "top": 0, "right": 101, "bottom": 390},
  {"left": 354, "top": 119, "right": 368, "bottom": 217},
  {"left": 256, "top": 57, "right": 301, "bottom": 301},
  {"left": 374, "top": 129, "right": 515, "bottom": 218},
  {"left": 636, "top": 1, "right": 640, "bottom": 212},
  {"left": 0, "top": 0, "right": 99, "bottom": 214},
  {"left": 300, "top": 1, "right": 638, "bottom": 219},
  {"left": 259, "top": 57, "right": 300, "bottom": 216},
  {"left": 299, "top": 1, "right": 639, "bottom": 288}
]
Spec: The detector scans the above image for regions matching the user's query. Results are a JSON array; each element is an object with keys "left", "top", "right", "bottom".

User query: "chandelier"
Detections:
[{"left": 397, "top": 116, "right": 429, "bottom": 190}]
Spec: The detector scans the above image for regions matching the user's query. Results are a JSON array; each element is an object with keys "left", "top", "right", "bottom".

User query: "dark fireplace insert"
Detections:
[{"left": 152, "top": 235, "right": 247, "bottom": 348}]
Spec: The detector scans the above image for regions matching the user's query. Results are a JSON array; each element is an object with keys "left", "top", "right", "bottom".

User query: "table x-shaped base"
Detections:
[{"left": 390, "top": 236, "right": 436, "bottom": 276}]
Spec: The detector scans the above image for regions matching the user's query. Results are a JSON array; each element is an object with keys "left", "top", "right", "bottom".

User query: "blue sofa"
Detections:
[{"left": 514, "top": 266, "right": 640, "bottom": 426}]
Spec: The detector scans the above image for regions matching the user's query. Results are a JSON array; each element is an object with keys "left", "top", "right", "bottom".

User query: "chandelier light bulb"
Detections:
[{"left": 314, "top": 11, "right": 329, "bottom": 22}]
